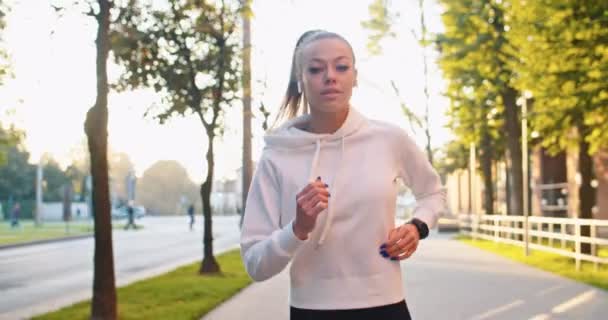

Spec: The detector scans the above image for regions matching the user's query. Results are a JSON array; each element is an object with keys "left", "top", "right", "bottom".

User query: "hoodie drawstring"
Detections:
[
  {"left": 308, "top": 140, "right": 322, "bottom": 182},
  {"left": 315, "top": 136, "right": 345, "bottom": 247}
]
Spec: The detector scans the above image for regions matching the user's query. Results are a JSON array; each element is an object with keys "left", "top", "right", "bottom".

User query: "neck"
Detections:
[{"left": 307, "top": 106, "right": 349, "bottom": 134}]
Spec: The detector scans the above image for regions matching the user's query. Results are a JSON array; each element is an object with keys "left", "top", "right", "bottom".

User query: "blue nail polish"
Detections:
[
  {"left": 317, "top": 176, "right": 321, "bottom": 180},
  {"left": 390, "top": 257, "right": 398, "bottom": 261},
  {"left": 380, "top": 251, "right": 389, "bottom": 258},
  {"left": 324, "top": 183, "right": 328, "bottom": 188},
  {"left": 380, "top": 244, "right": 387, "bottom": 250}
]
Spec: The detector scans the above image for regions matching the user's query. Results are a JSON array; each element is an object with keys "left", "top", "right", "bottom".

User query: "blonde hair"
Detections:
[{"left": 272, "top": 30, "right": 356, "bottom": 128}]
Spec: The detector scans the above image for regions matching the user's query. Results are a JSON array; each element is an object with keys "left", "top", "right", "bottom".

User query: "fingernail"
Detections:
[
  {"left": 390, "top": 257, "right": 398, "bottom": 261},
  {"left": 316, "top": 176, "right": 321, "bottom": 180},
  {"left": 328, "top": 193, "right": 331, "bottom": 197},
  {"left": 380, "top": 244, "right": 387, "bottom": 250},
  {"left": 324, "top": 183, "right": 328, "bottom": 188},
  {"left": 380, "top": 250, "right": 389, "bottom": 258}
]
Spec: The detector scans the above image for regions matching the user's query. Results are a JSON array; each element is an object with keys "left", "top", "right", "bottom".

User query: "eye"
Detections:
[
  {"left": 308, "top": 67, "right": 322, "bottom": 74},
  {"left": 336, "top": 65, "right": 350, "bottom": 72}
]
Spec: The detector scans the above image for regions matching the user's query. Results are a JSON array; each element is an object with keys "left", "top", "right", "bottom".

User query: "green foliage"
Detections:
[
  {"left": 0, "top": 0, "right": 10, "bottom": 85},
  {"left": 0, "top": 123, "right": 24, "bottom": 165},
  {"left": 361, "top": 0, "right": 397, "bottom": 56},
  {"left": 42, "top": 158, "right": 70, "bottom": 202},
  {"left": 0, "top": 144, "right": 35, "bottom": 202},
  {"left": 110, "top": 0, "right": 241, "bottom": 137},
  {"left": 436, "top": 0, "right": 510, "bottom": 170},
  {"left": 508, "top": 0, "right": 608, "bottom": 155},
  {"left": 135, "top": 160, "right": 198, "bottom": 215}
]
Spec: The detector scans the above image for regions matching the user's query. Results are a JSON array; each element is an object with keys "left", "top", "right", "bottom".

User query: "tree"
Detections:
[
  {"left": 86, "top": 0, "right": 116, "bottom": 318},
  {"left": 136, "top": 160, "right": 199, "bottom": 215},
  {"left": 241, "top": 0, "right": 252, "bottom": 226},
  {"left": 436, "top": 0, "right": 520, "bottom": 215},
  {"left": 509, "top": 0, "right": 608, "bottom": 252},
  {"left": 0, "top": 0, "right": 11, "bottom": 85},
  {"left": 362, "top": 0, "right": 434, "bottom": 164},
  {"left": 108, "top": 152, "right": 135, "bottom": 204},
  {"left": 0, "top": 143, "right": 35, "bottom": 202},
  {"left": 110, "top": 0, "right": 241, "bottom": 273},
  {"left": 360, "top": 0, "right": 397, "bottom": 56},
  {"left": 0, "top": 124, "right": 24, "bottom": 166},
  {"left": 42, "top": 157, "right": 70, "bottom": 202},
  {"left": 0, "top": 0, "right": 17, "bottom": 164}
]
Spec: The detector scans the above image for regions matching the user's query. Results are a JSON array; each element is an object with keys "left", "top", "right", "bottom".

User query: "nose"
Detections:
[{"left": 324, "top": 68, "right": 336, "bottom": 84}]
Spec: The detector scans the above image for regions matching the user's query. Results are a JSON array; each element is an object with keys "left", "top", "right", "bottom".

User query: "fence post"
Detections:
[
  {"left": 575, "top": 219, "right": 581, "bottom": 271},
  {"left": 591, "top": 224, "right": 598, "bottom": 272},
  {"left": 494, "top": 217, "right": 499, "bottom": 242},
  {"left": 549, "top": 223, "right": 554, "bottom": 248},
  {"left": 561, "top": 223, "right": 566, "bottom": 249}
]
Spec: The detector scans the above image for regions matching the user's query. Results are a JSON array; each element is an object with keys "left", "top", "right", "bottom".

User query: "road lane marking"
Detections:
[
  {"left": 536, "top": 284, "right": 566, "bottom": 297},
  {"left": 528, "top": 313, "right": 551, "bottom": 320},
  {"left": 471, "top": 299, "right": 525, "bottom": 320},
  {"left": 552, "top": 289, "right": 596, "bottom": 314}
]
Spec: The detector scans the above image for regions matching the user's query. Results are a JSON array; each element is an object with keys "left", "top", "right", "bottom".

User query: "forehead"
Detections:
[{"left": 300, "top": 38, "right": 353, "bottom": 63}]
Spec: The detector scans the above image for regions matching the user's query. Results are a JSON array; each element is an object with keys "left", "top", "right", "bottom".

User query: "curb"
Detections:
[{"left": 0, "top": 234, "right": 93, "bottom": 250}]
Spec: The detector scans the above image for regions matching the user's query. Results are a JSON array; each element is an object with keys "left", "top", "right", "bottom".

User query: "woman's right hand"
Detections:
[{"left": 293, "top": 177, "right": 330, "bottom": 240}]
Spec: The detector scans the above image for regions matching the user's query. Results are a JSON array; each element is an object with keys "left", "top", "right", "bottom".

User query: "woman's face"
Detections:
[{"left": 299, "top": 38, "right": 357, "bottom": 114}]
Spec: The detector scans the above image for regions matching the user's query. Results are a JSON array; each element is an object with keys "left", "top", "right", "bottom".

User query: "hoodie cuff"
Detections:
[
  {"left": 413, "top": 208, "right": 438, "bottom": 229},
  {"left": 276, "top": 220, "right": 308, "bottom": 257}
]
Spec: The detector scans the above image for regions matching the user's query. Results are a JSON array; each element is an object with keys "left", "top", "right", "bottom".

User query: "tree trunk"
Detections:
[
  {"left": 480, "top": 129, "right": 494, "bottom": 215},
  {"left": 502, "top": 86, "right": 523, "bottom": 215},
  {"left": 87, "top": 1, "right": 117, "bottom": 318},
  {"left": 578, "top": 131, "right": 595, "bottom": 254},
  {"left": 241, "top": 0, "right": 253, "bottom": 228},
  {"left": 200, "top": 134, "right": 220, "bottom": 274}
]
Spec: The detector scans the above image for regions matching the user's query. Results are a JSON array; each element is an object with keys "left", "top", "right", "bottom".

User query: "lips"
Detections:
[{"left": 321, "top": 89, "right": 342, "bottom": 95}]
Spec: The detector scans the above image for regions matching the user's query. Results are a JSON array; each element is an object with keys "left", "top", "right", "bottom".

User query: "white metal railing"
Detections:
[{"left": 458, "top": 214, "right": 608, "bottom": 271}]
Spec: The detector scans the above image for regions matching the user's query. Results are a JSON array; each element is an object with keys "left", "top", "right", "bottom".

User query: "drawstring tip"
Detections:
[{"left": 315, "top": 240, "right": 324, "bottom": 249}]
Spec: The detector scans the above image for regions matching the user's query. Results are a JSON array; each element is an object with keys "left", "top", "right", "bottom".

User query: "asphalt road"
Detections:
[
  {"left": 0, "top": 215, "right": 242, "bottom": 320},
  {"left": 203, "top": 231, "right": 608, "bottom": 320}
]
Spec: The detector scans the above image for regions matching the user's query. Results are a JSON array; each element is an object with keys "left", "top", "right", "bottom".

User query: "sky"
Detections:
[{"left": 0, "top": 0, "right": 449, "bottom": 183}]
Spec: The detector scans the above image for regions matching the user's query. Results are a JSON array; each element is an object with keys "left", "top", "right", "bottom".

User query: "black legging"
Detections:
[{"left": 290, "top": 300, "right": 412, "bottom": 320}]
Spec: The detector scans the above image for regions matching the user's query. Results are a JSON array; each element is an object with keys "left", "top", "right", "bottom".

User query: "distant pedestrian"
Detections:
[
  {"left": 188, "top": 204, "right": 195, "bottom": 231},
  {"left": 124, "top": 204, "right": 137, "bottom": 230},
  {"left": 10, "top": 202, "right": 21, "bottom": 229}
]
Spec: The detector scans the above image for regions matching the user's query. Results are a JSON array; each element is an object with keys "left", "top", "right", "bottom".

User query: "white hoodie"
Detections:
[{"left": 240, "top": 107, "right": 446, "bottom": 310}]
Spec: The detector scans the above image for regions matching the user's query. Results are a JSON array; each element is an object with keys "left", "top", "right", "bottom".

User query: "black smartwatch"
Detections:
[{"left": 407, "top": 217, "right": 429, "bottom": 240}]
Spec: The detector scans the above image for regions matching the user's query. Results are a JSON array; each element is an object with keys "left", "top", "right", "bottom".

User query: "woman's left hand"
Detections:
[{"left": 379, "top": 224, "right": 420, "bottom": 261}]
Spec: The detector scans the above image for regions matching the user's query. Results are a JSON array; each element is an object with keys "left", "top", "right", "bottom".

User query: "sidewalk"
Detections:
[{"left": 202, "top": 231, "right": 608, "bottom": 320}]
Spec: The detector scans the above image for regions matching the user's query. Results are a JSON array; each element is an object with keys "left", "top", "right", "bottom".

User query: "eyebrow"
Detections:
[{"left": 308, "top": 56, "right": 351, "bottom": 63}]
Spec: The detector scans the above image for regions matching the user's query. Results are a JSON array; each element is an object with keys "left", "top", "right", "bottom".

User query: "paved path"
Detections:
[{"left": 203, "top": 231, "right": 608, "bottom": 320}]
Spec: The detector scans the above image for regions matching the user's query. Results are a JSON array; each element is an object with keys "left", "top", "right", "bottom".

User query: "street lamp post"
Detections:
[
  {"left": 35, "top": 157, "right": 44, "bottom": 227},
  {"left": 469, "top": 142, "right": 477, "bottom": 238},
  {"left": 521, "top": 91, "right": 532, "bottom": 256}
]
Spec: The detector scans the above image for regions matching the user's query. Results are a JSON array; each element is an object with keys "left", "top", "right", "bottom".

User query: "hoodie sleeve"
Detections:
[
  {"left": 240, "top": 152, "right": 308, "bottom": 281},
  {"left": 395, "top": 129, "right": 446, "bottom": 229}
]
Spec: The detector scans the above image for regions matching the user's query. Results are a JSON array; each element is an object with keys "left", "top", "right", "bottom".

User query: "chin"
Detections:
[{"left": 312, "top": 100, "right": 350, "bottom": 114}]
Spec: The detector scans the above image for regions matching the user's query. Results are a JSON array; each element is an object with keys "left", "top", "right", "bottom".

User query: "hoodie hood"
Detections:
[
  {"left": 263, "top": 107, "right": 368, "bottom": 247},
  {"left": 264, "top": 107, "right": 367, "bottom": 150}
]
